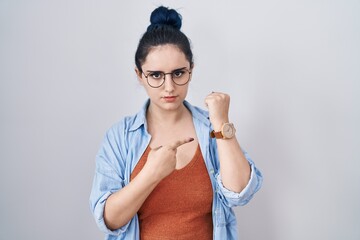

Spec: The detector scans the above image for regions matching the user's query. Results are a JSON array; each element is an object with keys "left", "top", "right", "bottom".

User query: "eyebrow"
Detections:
[{"left": 145, "top": 67, "right": 188, "bottom": 73}]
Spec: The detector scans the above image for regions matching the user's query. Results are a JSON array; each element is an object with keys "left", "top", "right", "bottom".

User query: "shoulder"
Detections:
[
  {"left": 107, "top": 100, "right": 149, "bottom": 136},
  {"left": 107, "top": 112, "right": 145, "bottom": 137},
  {"left": 184, "top": 100, "right": 210, "bottom": 126}
]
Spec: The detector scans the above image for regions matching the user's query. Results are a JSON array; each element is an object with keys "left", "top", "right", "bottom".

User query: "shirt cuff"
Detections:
[
  {"left": 216, "top": 162, "right": 263, "bottom": 207},
  {"left": 93, "top": 191, "right": 130, "bottom": 236}
]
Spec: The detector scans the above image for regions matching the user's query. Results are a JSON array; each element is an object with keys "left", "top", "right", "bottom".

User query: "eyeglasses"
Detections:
[{"left": 142, "top": 68, "right": 192, "bottom": 88}]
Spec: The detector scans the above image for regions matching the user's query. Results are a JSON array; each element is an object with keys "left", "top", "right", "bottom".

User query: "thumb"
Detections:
[
  {"left": 168, "top": 137, "right": 194, "bottom": 150},
  {"left": 152, "top": 145, "right": 163, "bottom": 151}
]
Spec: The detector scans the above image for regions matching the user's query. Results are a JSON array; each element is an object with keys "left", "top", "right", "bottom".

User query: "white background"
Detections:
[{"left": 1, "top": 0, "right": 359, "bottom": 239}]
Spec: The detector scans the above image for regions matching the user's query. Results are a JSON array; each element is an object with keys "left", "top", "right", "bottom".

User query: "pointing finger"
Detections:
[
  {"left": 168, "top": 137, "right": 194, "bottom": 150},
  {"left": 152, "top": 145, "right": 163, "bottom": 151}
]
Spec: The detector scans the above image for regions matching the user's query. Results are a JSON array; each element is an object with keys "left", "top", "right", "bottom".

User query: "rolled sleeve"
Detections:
[
  {"left": 216, "top": 149, "right": 263, "bottom": 207},
  {"left": 89, "top": 169, "right": 131, "bottom": 236},
  {"left": 91, "top": 191, "right": 126, "bottom": 236},
  {"left": 216, "top": 161, "right": 263, "bottom": 207},
  {"left": 89, "top": 128, "right": 130, "bottom": 236}
]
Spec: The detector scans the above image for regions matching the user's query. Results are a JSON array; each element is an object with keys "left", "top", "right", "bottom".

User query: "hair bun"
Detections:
[{"left": 147, "top": 6, "right": 182, "bottom": 31}]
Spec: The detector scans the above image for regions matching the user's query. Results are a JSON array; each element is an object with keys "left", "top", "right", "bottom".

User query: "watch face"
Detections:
[{"left": 222, "top": 123, "right": 235, "bottom": 138}]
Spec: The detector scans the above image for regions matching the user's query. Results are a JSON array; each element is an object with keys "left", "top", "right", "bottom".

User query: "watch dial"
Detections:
[{"left": 223, "top": 124, "right": 234, "bottom": 138}]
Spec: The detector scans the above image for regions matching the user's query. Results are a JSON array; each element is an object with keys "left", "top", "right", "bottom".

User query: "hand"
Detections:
[
  {"left": 205, "top": 92, "right": 230, "bottom": 130},
  {"left": 144, "top": 137, "right": 194, "bottom": 181}
]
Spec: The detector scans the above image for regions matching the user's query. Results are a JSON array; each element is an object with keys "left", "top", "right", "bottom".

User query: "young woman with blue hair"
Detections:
[{"left": 90, "top": 6, "right": 263, "bottom": 240}]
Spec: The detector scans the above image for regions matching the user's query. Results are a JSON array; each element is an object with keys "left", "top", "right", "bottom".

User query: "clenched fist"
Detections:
[{"left": 205, "top": 92, "right": 230, "bottom": 130}]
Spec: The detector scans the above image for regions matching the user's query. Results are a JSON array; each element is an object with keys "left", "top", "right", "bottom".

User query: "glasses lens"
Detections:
[
  {"left": 171, "top": 69, "right": 191, "bottom": 86},
  {"left": 147, "top": 72, "right": 165, "bottom": 88}
]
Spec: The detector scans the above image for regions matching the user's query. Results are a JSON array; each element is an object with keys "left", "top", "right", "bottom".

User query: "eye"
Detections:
[
  {"left": 172, "top": 70, "right": 185, "bottom": 78},
  {"left": 149, "top": 72, "right": 163, "bottom": 79}
]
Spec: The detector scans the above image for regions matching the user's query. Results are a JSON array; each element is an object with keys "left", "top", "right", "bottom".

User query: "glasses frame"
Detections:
[{"left": 142, "top": 68, "right": 192, "bottom": 88}]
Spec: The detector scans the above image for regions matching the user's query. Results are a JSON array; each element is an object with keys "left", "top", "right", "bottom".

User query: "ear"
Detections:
[
  {"left": 189, "top": 63, "right": 195, "bottom": 81},
  {"left": 190, "top": 63, "right": 195, "bottom": 71},
  {"left": 135, "top": 68, "right": 143, "bottom": 83}
]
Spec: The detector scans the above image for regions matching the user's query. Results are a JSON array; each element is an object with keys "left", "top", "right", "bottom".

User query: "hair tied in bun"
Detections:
[
  {"left": 147, "top": 6, "right": 182, "bottom": 31},
  {"left": 135, "top": 6, "right": 193, "bottom": 72}
]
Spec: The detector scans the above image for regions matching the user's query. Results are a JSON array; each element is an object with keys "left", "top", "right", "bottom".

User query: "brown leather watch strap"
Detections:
[{"left": 210, "top": 130, "right": 223, "bottom": 139}]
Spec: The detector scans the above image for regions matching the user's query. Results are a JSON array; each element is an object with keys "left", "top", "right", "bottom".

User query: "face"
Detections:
[{"left": 136, "top": 44, "right": 193, "bottom": 112}]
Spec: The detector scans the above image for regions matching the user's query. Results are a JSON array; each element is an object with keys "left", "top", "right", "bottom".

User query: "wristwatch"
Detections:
[{"left": 210, "top": 123, "right": 236, "bottom": 139}]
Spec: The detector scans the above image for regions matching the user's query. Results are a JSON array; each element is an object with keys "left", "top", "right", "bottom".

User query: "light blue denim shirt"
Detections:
[{"left": 89, "top": 100, "right": 263, "bottom": 240}]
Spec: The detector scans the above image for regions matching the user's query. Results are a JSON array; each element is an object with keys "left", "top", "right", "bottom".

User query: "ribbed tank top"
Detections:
[{"left": 130, "top": 144, "right": 213, "bottom": 239}]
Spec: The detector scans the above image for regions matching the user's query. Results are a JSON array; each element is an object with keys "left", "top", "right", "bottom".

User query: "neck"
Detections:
[{"left": 147, "top": 102, "right": 188, "bottom": 126}]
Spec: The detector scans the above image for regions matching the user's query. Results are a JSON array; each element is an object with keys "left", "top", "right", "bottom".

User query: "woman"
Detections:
[{"left": 90, "top": 6, "right": 263, "bottom": 240}]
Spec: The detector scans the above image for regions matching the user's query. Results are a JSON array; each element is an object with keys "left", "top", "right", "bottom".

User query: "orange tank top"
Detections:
[{"left": 130, "top": 144, "right": 213, "bottom": 240}]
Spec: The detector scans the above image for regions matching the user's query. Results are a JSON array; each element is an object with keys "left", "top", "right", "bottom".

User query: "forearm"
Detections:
[
  {"left": 103, "top": 169, "right": 160, "bottom": 230},
  {"left": 217, "top": 137, "right": 251, "bottom": 193}
]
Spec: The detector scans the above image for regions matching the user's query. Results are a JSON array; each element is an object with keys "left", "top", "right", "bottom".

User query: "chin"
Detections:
[
  {"left": 162, "top": 102, "right": 183, "bottom": 111},
  {"left": 152, "top": 98, "right": 185, "bottom": 111}
]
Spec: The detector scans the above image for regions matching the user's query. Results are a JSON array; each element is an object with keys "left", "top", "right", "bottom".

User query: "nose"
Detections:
[{"left": 163, "top": 74, "right": 175, "bottom": 92}]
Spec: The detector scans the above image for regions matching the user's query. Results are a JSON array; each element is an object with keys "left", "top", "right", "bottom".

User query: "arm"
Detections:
[
  {"left": 91, "top": 133, "right": 194, "bottom": 231},
  {"left": 103, "top": 166, "right": 161, "bottom": 230},
  {"left": 104, "top": 137, "right": 194, "bottom": 229},
  {"left": 215, "top": 136, "right": 251, "bottom": 193},
  {"left": 205, "top": 92, "right": 251, "bottom": 193}
]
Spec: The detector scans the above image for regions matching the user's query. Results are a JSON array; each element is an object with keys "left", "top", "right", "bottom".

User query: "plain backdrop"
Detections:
[{"left": 1, "top": 0, "right": 359, "bottom": 239}]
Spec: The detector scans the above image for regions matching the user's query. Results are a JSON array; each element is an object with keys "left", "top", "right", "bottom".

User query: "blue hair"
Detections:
[
  {"left": 135, "top": 6, "right": 193, "bottom": 72},
  {"left": 147, "top": 6, "right": 182, "bottom": 31}
]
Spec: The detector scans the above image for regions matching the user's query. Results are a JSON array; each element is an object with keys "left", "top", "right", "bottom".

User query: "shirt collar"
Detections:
[
  {"left": 183, "top": 100, "right": 211, "bottom": 127},
  {"left": 128, "top": 99, "right": 149, "bottom": 132}
]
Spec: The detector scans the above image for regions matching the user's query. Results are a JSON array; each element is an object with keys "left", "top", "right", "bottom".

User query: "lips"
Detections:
[{"left": 163, "top": 96, "right": 177, "bottom": 102}]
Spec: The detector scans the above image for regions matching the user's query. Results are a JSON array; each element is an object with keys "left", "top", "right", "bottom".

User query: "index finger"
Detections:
[{"left": 168, "top": 137, "right": 194, "bottom": 150}]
